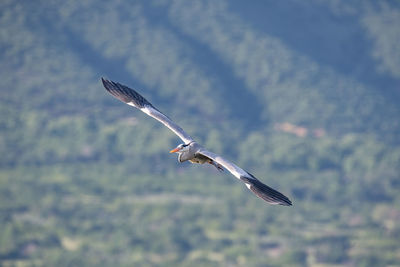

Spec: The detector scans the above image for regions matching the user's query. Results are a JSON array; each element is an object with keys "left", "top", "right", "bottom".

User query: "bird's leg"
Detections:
[{"left": 208, "top": 160, "right": 224, "bottom": 172}]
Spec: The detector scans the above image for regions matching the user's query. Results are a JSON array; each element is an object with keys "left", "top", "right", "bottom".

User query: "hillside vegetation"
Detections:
[{"left": 1, "top": 0, "right": 400, "bottom": 266}]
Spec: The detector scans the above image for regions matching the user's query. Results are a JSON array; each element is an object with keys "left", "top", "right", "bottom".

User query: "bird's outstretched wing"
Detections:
[
  {"left": 102, "top": 78, "right": 194, "bottom": 144},
  {"left": 198, "top": 149, "right": 292, "bottom": 206}
]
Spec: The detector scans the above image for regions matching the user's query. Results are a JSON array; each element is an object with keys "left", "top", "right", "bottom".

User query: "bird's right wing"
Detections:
[
  {"left": 102, "top": 78, "right": 194, "bottom": 144},
  {"left": 197, "top": 149, "right": 292, "bottom": 206}
]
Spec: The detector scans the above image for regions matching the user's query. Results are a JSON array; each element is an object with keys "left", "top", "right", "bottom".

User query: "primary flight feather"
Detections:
[{"left": 102, "top": 78, "right": 292, "bottom": 206}]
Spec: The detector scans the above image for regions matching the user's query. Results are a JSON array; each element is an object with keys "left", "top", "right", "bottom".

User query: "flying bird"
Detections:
[{"left": 102, "top": 78, "right": 292, "bottom": 206}]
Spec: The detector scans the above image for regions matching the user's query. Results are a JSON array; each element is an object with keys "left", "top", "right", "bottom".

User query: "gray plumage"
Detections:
[
  {"left": 102, "top": 78, "right": 193, "bottom": 144},
  {"left": 102, "top": 78, "right": 292, "bottom": 206}
]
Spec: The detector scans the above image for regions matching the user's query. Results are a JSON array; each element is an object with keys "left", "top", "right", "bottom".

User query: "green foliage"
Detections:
[{"left": 1, "top": 0, "right": 400, "bottom": 266}]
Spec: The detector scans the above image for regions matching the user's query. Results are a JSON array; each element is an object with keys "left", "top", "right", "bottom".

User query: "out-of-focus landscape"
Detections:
[{"left": 1, "top": 0, "right": 400, "bottom": 266}]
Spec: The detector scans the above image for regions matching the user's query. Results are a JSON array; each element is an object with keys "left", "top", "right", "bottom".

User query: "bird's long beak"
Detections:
[{"left": 169, "top": 148, "right": 180, "bottom": 153}]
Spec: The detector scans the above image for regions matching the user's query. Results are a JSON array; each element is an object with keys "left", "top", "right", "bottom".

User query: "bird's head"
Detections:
[{"left": 169, "top": 143, "right": 189, "bottom": 154}]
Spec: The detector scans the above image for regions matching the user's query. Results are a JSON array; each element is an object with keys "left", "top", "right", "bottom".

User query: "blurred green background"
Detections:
[{"left": 1, "top": 0, "right": 400, "bottom": 266}]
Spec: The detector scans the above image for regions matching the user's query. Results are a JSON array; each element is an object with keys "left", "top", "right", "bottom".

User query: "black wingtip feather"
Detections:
[
  {"left": 241, "top": 175, "right": 292, "bottom": 206},
  {"left": 101, "top": 78, "right": 153, "bottom": 108},
  {"left": 251, "top": 179, "right": 292, "bottom": 206}
]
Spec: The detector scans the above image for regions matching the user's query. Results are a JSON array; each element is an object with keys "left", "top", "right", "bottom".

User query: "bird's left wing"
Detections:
[
  {"left": 197, "top": 149, "right": 292, "bottom": 206},
  {"left": 102, "top": 78, "right": 194, "bottom": 144}
]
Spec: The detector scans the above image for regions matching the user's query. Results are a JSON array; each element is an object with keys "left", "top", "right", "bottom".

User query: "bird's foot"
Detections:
[{"left": 209, "top": 160, "right": 224, "bottom": 172}]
